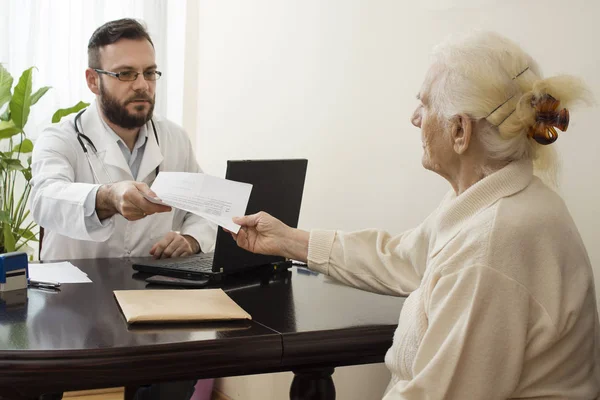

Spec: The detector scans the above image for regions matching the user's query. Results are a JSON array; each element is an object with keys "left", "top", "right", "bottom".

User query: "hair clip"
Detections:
[
  {"left": 513, "top": 66, "right": 529, "bottom": 80},
  {"left": 528, "top": 94, "right": 569, "bottom": 145},
  {"left": 487, "top": 66, "right": 530, "bottom": 125}
]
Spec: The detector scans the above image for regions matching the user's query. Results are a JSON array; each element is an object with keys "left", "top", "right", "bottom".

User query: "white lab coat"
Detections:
[{"left": 30, "top": 101, "right": 216, "bottom": 261}]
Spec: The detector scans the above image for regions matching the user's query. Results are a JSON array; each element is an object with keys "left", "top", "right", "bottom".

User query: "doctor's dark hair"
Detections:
[{"left": 87, "top": 18, "right": 154, "bottom": 68}]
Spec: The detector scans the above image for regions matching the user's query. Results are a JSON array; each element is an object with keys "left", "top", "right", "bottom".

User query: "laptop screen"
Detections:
[{"left": 211, "top": 159, "right": 308, "bottom": 274}]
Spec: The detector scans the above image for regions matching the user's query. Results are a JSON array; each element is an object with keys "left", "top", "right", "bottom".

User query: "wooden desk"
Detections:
[{"left": 0, "top": 258, "right": 402, "bottom": 399}]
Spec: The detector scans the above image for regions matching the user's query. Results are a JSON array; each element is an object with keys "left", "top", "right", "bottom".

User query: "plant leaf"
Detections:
[
  {"left": 16, "top": 228, "right": 38, "bottom": 242},
  {"left": 0, "top": 120, "right": 21, "bottom": 139},
  {"left": 0, "top": 120, "right": 15, "bottom": 130},
  {"left": 0, "top": 211, "right": 9, "bottom": 224},
  {"left": 52, "top": 101, "right": 89, "bottom": 123},
  {"left": 0, "top": 127, "right": 21, "bottom": 139},
  {"left": 3, "top": 223, "right": 16, "bottom": 252},
  {"left": 0, "top": 64, "right": 13, "bottom": 110},
  {"left": 0, "top": 109, "right": 10, "bottom": 121},
  {"left": 22, "top": 170, "right": 32, "bottom": 182},
  {"left": 13, "top": 138, "right": 33, "bottom": 153},
  {"left": 9, "top": 67, "right": 35, "bottom": 129},
  {"left": 2, "top": 159, "right": 24, "bottom": 171},
  {"left": 31, "top": 86, "right": 51, "bottom": 105}
]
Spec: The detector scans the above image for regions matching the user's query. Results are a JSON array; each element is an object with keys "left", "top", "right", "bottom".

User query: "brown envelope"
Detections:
[{"left": 113, "top": 289, "right": 252, "bottom": 324}]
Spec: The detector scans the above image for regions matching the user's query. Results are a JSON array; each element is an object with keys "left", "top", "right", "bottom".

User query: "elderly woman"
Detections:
[{"left": 230, "top": 32, "right": 600, "bottom": 399}]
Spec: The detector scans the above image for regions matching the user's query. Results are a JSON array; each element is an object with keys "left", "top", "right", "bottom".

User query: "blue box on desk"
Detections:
[{"left": 0, "top": 252, "right": 28, "bottom": 292}]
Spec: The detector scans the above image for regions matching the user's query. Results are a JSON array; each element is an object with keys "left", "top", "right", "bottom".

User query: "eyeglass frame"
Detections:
[{"left": 93, "top": 68, "right": 162, "bottom": 82}]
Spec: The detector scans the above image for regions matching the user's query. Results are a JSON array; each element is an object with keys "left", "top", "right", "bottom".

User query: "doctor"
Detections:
[
  {"left": 31, "top": 18, "right": 216, "bottom": 262},
  {"left": 33, "top": 18, "right": 210, "bottom": 400}
]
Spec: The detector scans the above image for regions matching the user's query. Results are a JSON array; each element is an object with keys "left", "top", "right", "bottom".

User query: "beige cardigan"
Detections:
[{"left": 308, "top": 159, "right": 600, "bottom": 400}]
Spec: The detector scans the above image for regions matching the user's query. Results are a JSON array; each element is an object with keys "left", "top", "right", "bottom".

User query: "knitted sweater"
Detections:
[{"left": 308, "top": 159, "right": 600, "bottom": 400}]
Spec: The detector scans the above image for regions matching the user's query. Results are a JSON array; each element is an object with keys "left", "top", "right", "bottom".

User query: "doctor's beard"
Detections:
[{"left": 98, "top": 80, "right": 155, "bottom": 129}]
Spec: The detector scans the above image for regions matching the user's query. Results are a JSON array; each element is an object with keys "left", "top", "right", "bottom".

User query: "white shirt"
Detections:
[{"left": 100, "top": 116, "right": 148, "bottom": 180}]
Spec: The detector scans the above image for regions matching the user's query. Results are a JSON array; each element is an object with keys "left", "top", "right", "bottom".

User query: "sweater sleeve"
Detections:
[
  {"left": 383, "top": 265, "right": 541, "bottom": 400},
  {"left": 307, "top": 216, "right": 435, "bottom": 296}
]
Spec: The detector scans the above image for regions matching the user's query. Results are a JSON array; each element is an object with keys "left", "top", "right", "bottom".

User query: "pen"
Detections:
[{"left": 28, "top": 279, "right": 61, "bottom": 290}]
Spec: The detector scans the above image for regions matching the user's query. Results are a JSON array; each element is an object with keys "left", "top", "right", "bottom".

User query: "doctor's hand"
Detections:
[
  {"left": 150, "top": 232, "right": 200, "bottom": 259},
  {"left": 229, "top": 212, "right": 309, "bottom": 263},
  {"left": 96, "top": 181, "right": 172, "bottom": 221}
]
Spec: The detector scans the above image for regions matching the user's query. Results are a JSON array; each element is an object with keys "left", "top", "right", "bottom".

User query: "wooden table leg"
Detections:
[
  {"left": 290, "top": 368, "right": 335, "bottom": 400},
  {"left": 124, "top": 386, "right": 140, "bottom": 400}
]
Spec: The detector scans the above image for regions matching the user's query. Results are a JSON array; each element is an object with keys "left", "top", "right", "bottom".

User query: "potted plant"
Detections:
[{"left": 0, "top": 64, "right": 87, "bottom": 255}]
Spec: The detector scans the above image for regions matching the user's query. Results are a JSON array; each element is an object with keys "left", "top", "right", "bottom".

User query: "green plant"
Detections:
[{"left": 0, "top": 64, "right": 88, "bottom": 254}]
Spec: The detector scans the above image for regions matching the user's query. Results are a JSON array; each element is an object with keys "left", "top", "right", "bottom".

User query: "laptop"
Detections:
[{"left": 132, "top": 159, "right": 308, "bottom": 281}]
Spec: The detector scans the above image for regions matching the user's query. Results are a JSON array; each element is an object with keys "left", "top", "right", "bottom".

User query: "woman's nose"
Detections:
[{"left": 411, "top": 108, "right": 421, "bottom": 128}]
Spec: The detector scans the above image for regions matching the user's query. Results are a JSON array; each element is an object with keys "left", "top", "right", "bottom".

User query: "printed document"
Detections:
[{"left": 148, "top": 172, "right": 252, "bottom": 233}]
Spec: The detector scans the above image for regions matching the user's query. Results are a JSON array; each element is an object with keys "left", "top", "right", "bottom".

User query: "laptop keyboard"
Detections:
[
  {"left": 143, "top": 253, "right": 215, "bottom": 274},
  {"left": 159, "top": 258, "right": 214, "bottom": 273}
]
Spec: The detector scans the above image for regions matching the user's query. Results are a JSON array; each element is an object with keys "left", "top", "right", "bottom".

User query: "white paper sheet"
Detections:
[
  {"left": 150, "top": 172, "right": 253, "bottom": 233},
  {"left": 28, "top": 262, "right": 92, "bottom": 284}
]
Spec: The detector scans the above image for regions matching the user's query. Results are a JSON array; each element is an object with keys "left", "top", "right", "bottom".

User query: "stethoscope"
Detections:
[{"left": 74, "top": 108, "right": 160, "bottom": 183}]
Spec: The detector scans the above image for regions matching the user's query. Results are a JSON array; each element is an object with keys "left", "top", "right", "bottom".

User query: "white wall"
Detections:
[{"left": 189, "top": 1, "right": 600, "bottom": 398}]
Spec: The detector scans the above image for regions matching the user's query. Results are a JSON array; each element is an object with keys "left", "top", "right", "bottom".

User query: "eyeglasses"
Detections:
[{"left": 94, "top": 69, "right": 162, "bottom": 82}]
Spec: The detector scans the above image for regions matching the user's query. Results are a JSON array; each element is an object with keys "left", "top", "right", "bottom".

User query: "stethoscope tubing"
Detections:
[{"left": 73, "top": 108, "right": 160, "bottom": 183}]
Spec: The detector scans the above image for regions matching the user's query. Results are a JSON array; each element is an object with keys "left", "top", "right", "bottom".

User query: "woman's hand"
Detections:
[{"left": 230, "top": 212, "right": 309, "bottom": 262}]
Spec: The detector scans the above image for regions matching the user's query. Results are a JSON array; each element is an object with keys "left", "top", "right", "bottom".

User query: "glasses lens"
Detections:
[
  {"left": 143, "top": 71, "right": 161, "bottom": 81},
  {"left": 118, "top": 71, "right": 138, "bottom": 81}
]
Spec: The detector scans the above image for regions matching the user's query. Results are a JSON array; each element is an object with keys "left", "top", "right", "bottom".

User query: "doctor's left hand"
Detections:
[{"left": 150, "top": 232, "right": 200, "bottom": 259}]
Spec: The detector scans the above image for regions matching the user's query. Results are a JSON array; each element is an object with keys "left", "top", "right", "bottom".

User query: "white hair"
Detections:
[{"left": 428, "top": 31, "right": 591, "bottom": 188}]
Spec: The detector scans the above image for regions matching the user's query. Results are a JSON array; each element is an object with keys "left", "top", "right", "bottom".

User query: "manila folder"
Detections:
[{"left": 114, "top": 288, "right": 252, "bottom": 324}]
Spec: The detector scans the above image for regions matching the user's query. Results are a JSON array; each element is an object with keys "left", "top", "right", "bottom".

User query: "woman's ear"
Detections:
[{"left": 450, "top": 114, "right": 473, "bottom": 154}]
